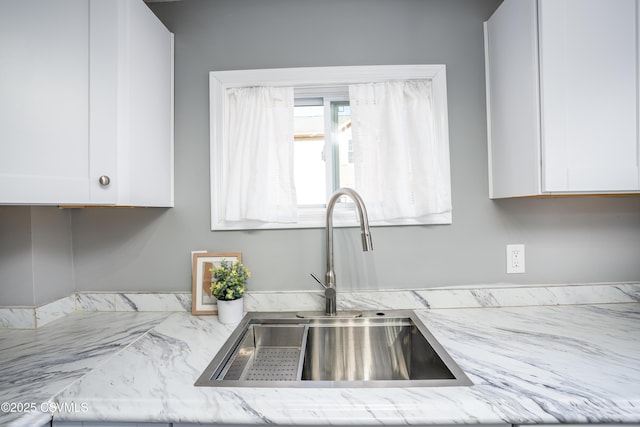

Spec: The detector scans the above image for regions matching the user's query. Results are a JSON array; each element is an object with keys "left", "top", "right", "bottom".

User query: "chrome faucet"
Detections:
[{"left": 323, "top": 187, "right": 373, "bottom": 316}]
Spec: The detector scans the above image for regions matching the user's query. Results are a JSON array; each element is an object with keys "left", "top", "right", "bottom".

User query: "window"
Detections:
[
  {"left": 293, "top": 86, "right": 353, "bottom": 206},
  {"left": 293, "top": 103, "right": 326, "bottom": 205},
  {"left": 210, "top": 65, "right": 451, "bottom": 230}
]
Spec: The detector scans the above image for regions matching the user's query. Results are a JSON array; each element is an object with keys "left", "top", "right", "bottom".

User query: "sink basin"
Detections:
[{"left": 195, "top": 310, "right": 472, "bottom": 388}]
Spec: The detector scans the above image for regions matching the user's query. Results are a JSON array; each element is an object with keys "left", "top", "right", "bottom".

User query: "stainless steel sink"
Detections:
[{"left": 195, "top": 310, "right": 472, "bottom": 388}]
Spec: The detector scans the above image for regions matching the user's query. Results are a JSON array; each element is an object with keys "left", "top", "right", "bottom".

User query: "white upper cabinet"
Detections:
[
  {"left": 0, "top": 0, "right": 90, "bottom": 204},
  {"left": 484, "top": 0, "right": 640, "bottom": 198},
  {"left": 0, "top": 0, "right": 174, "bottom": 206}
]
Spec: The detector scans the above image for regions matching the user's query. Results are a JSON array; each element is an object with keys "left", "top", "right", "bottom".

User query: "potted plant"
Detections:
[{"left": 210, "top": 259, "right": 250, "bottom": 324}]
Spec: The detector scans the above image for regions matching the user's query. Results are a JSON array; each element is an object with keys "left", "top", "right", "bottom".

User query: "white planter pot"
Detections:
[{"left": 216, "top": 298, "right": 244, "bottom": 324}]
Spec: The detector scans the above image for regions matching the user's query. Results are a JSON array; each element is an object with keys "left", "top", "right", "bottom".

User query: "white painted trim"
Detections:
[
  {"left": 484, "top": 21, "right": 495, "bottom": 199},
  {"left": 210, "top": 64, "right": 447, "bottom": 88},
  {"left": 168, "top": 32, "right": 176, "bottom": 207}
]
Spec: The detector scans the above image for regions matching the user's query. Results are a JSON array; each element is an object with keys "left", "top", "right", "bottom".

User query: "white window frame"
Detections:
[{"left": 210, "top": 64, "right": 450, "bottom": 231}]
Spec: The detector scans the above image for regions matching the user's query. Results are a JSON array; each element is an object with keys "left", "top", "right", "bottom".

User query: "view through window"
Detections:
[{"left": 293, "top": 91, "right": 354, "bottom": 206}]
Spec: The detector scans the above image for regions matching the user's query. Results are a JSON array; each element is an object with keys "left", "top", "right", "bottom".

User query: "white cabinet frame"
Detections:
[{"left": 484, "top": 0, "right": 640, "bottom": 198}]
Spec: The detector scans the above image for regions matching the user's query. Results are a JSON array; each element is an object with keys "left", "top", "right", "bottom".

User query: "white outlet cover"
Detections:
[{"left": 506, "top": 244, "right": 525, "bottom": 274}]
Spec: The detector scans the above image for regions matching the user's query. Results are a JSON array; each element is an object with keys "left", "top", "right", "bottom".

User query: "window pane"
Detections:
[
  {"left": 331, "top": 102, "right": 354, "bottom": 190},
  {"left": 294, "top": 105, "right": 326, "bottom": 205}
]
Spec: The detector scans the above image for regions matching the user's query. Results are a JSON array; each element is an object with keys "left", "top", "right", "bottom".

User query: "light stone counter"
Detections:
[
  {"left": 0, "top": 312, "right": 171, "bottom": 426},
  {"left": 2, "top": 284, "right": 640, "bottom": 426},
  {"left": 53, "top": 304, "right": 640, "bottom": 425}
]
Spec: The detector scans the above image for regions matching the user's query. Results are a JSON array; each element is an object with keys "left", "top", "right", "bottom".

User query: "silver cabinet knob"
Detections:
[{"left": 98, "top": 175, "right": 111, "bottom": 186}]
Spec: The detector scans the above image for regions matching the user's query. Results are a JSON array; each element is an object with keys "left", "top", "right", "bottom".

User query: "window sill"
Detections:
[{"left": 211, "top": 206, "right": 451, "bottom": 231}]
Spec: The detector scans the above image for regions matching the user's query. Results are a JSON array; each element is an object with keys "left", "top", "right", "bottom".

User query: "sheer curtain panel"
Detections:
[
  {"left": 349, "top": 80, "right": 452, "bottom": 223},
  {"left": 223, "top": 86, "right": 297, "bottom": 223}
]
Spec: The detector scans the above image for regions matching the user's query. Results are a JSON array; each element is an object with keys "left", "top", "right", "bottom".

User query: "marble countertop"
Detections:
[
  {"left": 51, "top": 303, "right": 640, "bottom": 424},
  {"left": 0, "top": 311, "right": 171, "bottom": 426},
  {"left": 2, "top": 286, "right": 640, "bottom": 426}
]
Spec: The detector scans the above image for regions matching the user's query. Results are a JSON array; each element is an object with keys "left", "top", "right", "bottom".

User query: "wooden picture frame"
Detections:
[{"left": 192, "top": 252, "right": 242, "bottom": 315}]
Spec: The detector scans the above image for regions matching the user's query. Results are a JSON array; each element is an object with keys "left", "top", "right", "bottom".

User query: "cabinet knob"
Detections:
[{"left": 98, "top": 175, "right": 111, "bottom": 186}]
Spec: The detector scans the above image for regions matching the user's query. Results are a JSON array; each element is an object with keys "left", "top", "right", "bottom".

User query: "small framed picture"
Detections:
[{"left": 192, "top": 252, "right": 242, "bottom": 315}]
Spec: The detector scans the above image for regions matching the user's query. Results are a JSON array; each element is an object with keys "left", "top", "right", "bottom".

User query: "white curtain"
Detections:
[
  {"left": 223, "top": 86, "right": 297, "bottom": 223},
  {"left": 349, "top": 80, "right": 451, "bottom": 222}
]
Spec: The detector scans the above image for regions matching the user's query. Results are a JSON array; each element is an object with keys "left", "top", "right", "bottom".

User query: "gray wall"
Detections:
[
  {"left": 74, "top": 0, "right": 640, "bottom": 292},
  {"left": 3, "top": 0, "right": 639, "bottom": 305},
  {"left": 0, "top": 207, "right": 73, "bottom": 306}
]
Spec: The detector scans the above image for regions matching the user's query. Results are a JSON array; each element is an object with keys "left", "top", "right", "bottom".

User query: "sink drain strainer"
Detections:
[{"left": 244, "top": 347, "right": 302, "bottom": 381}]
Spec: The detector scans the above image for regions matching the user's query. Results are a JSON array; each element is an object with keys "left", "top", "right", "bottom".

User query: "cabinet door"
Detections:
[
  {"left": 121, "top": 0, "right": 174, "bottom": 207},
  {"left": 0, "top": 0, "right": 173, "bottom": 206},
  {"left": 485, "top": 0, "right": 541, "bottom": 198},
  {"left": 539, "top": 0, "right": 639, "bottom": 192},
  {"left": 0, "top": 0, "right": 92, "bottom": 204},
  {"left": 89, "top": 0, "right": 174, "bottom": 207}
]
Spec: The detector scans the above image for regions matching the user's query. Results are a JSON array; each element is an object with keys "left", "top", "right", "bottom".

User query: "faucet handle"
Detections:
[{"left": 310, "top": 273, "right": 329, "bottom": 290}]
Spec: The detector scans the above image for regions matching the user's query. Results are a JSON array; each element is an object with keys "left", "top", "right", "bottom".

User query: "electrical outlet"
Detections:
[{"left": 506, "top": 244, "right": 525, "bottom": 274}]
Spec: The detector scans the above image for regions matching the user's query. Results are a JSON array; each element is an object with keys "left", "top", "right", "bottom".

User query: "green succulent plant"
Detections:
[{"left": 210, "top": 259, "right": 250, "bottom": 301}]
